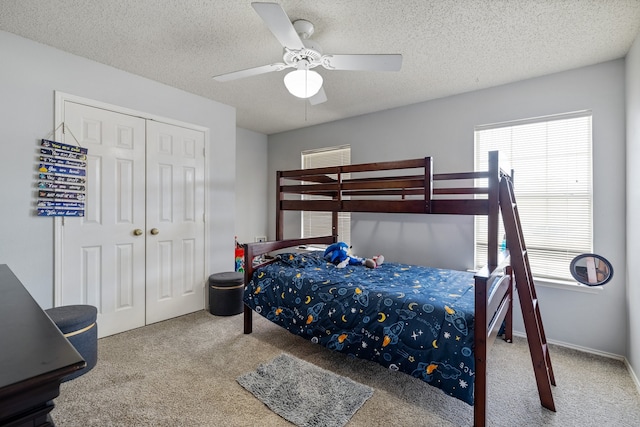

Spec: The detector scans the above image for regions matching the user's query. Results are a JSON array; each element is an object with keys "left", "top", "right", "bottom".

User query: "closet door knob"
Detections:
[
  {"left": 133, "top": 229, "right": 143, "bottom": 236},
  {"left": 150, "top": 228, "right": 159, "bottom": 235}
]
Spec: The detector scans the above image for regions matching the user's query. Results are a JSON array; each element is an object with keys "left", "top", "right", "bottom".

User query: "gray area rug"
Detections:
[{"left": 237, "top": 353, "right": 373, "bottom": 427}]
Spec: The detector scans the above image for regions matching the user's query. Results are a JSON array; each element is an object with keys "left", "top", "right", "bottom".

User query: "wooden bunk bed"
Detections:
[{"left": 241, "top": 151, "right": 555, "bottom": 427}]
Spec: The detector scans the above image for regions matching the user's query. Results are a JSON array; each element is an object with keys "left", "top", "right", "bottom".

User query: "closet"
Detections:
[{"left": 54, "top": 95, "right": 207, "bottom": 337}]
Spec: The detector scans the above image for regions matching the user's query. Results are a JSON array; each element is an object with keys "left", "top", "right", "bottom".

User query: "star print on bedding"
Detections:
[{"left": 243, "top": 251, "right": 478, "bottom": 405}]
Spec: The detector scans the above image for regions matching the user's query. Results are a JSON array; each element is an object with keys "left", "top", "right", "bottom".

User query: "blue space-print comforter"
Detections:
[{"left": 243, "top": 251, "right": 478, "bottom": 405}]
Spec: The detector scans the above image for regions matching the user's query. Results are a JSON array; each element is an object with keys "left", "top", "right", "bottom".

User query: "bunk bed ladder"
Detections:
[{"left": 499, "top": 173, "right": 556, "bottom": 412}]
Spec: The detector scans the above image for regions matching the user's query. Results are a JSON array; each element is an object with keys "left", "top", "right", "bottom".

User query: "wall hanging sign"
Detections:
[{"left": 37, "top": 139, "right": 88, "bottom": 217}]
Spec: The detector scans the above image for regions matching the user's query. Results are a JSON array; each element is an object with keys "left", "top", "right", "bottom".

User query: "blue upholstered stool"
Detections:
[
  {"left": 45, "top": 305, "right": 98, "bottom": 382},
  {"left": 208, "top": 272, "right": 244, "bottom": 316}
]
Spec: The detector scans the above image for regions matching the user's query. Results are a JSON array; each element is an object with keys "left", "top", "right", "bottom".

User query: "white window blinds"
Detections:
[
  {"left": 475, "top": 111, "right": 592, "bottom": 281},
  {"left": 301, "top": 146, "right": 351, "bottom": 244}
]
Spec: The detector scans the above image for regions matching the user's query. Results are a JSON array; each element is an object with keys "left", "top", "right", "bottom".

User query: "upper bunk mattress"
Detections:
[{"left": 243, "top": 251, "right": 478, "bottom": 405}]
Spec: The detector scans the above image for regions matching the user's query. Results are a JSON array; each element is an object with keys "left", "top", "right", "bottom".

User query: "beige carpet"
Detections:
[{"left": 52, "top": 310, "right": 640, "bottom": 426}]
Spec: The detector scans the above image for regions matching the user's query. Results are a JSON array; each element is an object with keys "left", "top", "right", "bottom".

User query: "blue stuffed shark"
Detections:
[
  {"left": 323, "top": 242, "right": 363, "bottom": 268},
  {"left": 323, "top": 242, "right": 384, "bottom": 269}
]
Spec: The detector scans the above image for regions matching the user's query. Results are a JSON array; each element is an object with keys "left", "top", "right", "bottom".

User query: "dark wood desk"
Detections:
[{"left": 0, "top": 264, "right": 85, "bottom": 427}]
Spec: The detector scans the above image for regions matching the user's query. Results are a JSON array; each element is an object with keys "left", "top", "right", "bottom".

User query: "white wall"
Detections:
[
  {"left": 0, "top": 31, "right": 236, "bottom": 307},
  {"left": 626, "top": 33, "right": 640, "bottom": 380},
  {"left": 235, "top": 127, "right": 269, "bottom": 244},
  {"left": 268, "top": 60, "right": 627, "bottom": 356}
]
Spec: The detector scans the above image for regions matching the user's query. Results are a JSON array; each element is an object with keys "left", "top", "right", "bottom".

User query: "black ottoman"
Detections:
[
  {"left": 208, "top": 272, "right": 244, "bottom": 316},
  {"left": 45, "top": 305, "right": 98, "bottom": 382}
]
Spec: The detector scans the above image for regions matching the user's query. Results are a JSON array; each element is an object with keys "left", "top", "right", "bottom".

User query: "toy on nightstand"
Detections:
[{"left": 323, "top": 242, "right": 384, "bottom": 269}]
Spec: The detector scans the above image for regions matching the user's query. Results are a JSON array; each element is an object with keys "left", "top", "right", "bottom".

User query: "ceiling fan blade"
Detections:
[
  {"left": 251, "top": 2, "right": 305, "bottom": 50},
  {"left": 321, "top": 54, "right": 403, "bottom": 72},
  {"left": 309, "top": 87, "right": 327, "bottom": 105},
  {"left": 213, "top": 63, "right": 287, "bottom": 82}
]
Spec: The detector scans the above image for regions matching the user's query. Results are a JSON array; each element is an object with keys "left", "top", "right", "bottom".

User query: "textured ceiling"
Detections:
[{"left": 1, "top": 0, "right": 639, "bottom": 135}]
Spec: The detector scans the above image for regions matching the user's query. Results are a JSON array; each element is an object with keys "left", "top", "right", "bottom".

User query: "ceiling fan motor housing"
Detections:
[
  {"left": 283, "top": 42, "right": 323, "bottom": 68},
  {"left": 283, "top": 20, "right": 323, "bottom": 69}
]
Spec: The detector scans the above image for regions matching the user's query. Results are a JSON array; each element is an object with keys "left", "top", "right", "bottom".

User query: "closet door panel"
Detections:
[
  {"left": 59, "top": 101, "right": 146, "bottom": 338},
  {"left": 145, "top": 121, "right": 205, "bottom": 324}
]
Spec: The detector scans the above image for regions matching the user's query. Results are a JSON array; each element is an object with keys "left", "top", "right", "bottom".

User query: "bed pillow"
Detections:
[{"left": 277, "top": 251, "right": 327, "bottom": 268}]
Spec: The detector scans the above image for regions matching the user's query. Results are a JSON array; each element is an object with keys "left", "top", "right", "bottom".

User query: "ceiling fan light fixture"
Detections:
[{"left": 283, "top": 68, "right": 323, "bottom": 98}]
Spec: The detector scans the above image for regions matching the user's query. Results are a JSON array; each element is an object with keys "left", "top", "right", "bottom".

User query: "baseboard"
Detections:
[
  {"left": 625, "top": 358, "right": 640, "bottom": 395},
  {"left": 511, "top": 331, "right": 625, "bottom": 361},
  {"left": 511, "top": 331, "right": 640, "bottom": 396}
]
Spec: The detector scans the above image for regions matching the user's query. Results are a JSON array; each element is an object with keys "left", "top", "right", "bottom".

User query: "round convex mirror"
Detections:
[{"left": 569, "top": 254, "right": 613, "bottom": 286}]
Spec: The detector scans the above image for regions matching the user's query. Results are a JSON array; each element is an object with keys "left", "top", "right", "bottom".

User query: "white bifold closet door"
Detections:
[
  {"left": 58, "top": 101, "right": 205, "bottom": 338},
  {"left": 145, "top": 120, "right": 205, "bottom": 325}
]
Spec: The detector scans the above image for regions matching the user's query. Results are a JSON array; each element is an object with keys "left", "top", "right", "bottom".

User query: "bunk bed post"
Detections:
[
  {"left": 424, "top": 157, "right": 433, "bottom": 213},
  {"left": 487, "top": 151, "right": 500, "bottom": 268},
  {"left": 473, "top": 274, "right": 488, "bottom": 427},
  {"left": 473, "top": 150, "right": 500, "bottom": 427},
  {"left": 276, "top": 170, "right": 284, "bottom": 240},
  {"left": 243, "top": 302, "right": 253, "bottom": 334},
  {"left": 243, "top": 243, "right": 253, "bottom": 334},
  {"left": 332, "top": 169, "right": 340, "bottom": 237},
  {"left": 504, "top": 266, "right": 514, "bottom": 342},
  {"left": 331, "top": 212, "right": 338, "bottom": 236}
]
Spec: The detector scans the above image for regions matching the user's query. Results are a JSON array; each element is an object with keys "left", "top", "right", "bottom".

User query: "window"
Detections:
[
  {"left": 475, "top": 111, "right": 592, "bottom": 282},
  {"left": 301, "top": 145, "right": 351, "bottom": 244}
]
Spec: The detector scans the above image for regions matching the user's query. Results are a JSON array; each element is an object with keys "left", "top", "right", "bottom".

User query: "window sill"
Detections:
[{"left": 534, "top": 277, "right": 604, "bottom": 294}]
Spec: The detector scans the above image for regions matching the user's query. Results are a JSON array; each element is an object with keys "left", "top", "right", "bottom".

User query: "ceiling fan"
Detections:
[{"left": 212, "top": 2, "right": 403, "bottom": 105}]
